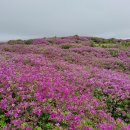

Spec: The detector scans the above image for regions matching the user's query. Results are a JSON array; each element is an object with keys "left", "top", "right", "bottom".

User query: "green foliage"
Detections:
[
  {"left": 120, "top": 42, "right": 130, "bottom": 48},
  {"left": 106, "top": 98, "right": 130, "bottom": 123},
  {"left": 0, "top": 115, "right": 6, "bottom": 128},
  {"left": 0, "top": 93, "right": 2, "bottom": 101},
  {"left": 114, "top": 61, "right": 127, "bottom": 71},
  {"left": 90, "top": 42, "right": 115, "bottom": 48},
  {"left": 34, "top": 127, "right": 42, "bottom": 130},
  {"left": 90, "top": 37, "right": 117, "bottom": 48},
  {"left": 8, "top": 39, "right": 25, "bottom": 44},
  {"left": 37, "top": 112, "right": 69, "bottom": 129},
  {"left": 0, "top": 108, "right": 9, "bottom": 129},
  {"left": 16, "top": 95, "right": 22, "bottom": 102},
  {"left": 85, "top": 119, "right": 95, "bottom": 127},
  {"left": 90, "top": 37, "right": 130, "bottom": 48},
  {"left": 101, "top": 44, "right": 112, "bottom": 48},
  {"left": 61, "top": 45, "right": 72, "bottom": 49},
  {"left": 93, "top": 88, "right": 103, "bottom": 100},
  {"left": 21, "top": 122, "right": 29, "bottom": 129},
  {"left": 90, "top": 37, "right": 105, "bottom": 43},
  {"left": 108, "top": 49, "right": 119, "bottom": 57},
  {"left": 23, "top": 59, "right": 34, "bottom": 66},
  {"left": 26, "top": 106, "right": 33, "bottom": 114},
  {"left": 48, "top": 99, "right": 57, "bottom": 107},
  {"left": 90, "top": 37, "right": 115, "bottom": 44},
  {"left": 59, "top": 122, "right": 69, "bottom": 128},
  {"left": 93, "top": 89, "right": 130, "bottom": 124},
  {"left": 8, "top": 39, "right": 33, "bottom": 45},
  {"left": 37, "top": 112, "right": 53, "bottom": 130},
  {"left": 90, "top": 43, "right": 97, "bottom": 47},
  {"left": 12, "top": 92, "right": 16, "bottom": 98},
  {"left": 25, "top": 39, "right": 33, "bottom": 45}
]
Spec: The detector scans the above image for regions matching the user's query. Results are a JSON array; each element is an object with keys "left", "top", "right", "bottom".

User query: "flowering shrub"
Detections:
[
  {"left": 55, "top": 38, "right": 71, "bottom": 44},
  {"left": 0, "top": 36, "right": 130, "bottom": 129},
  {"left": 33, "top": 38, "right": 48, "bottom": 44}
]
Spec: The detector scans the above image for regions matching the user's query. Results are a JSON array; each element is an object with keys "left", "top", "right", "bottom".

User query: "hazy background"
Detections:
[{"left": 0, "top": 0, "right": 130, "bottom": 41}]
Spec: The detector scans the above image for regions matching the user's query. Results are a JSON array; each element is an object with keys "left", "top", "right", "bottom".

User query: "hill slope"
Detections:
[{"left": 0, "top": 36, "right": 130, "bottom": 129}]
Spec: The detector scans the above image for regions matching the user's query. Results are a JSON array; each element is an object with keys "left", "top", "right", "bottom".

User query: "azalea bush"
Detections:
[{"left": 0, "top": 36, "right": 130, "bottom": 129}]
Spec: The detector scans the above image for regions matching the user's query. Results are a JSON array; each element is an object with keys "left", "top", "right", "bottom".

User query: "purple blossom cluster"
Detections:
[
  {"left": 0, "top": 36, "right": 130, "bottom": 129},
  {"left": 33, "top": 38, "right": 48, "bottom": 44},
  {"left": 55, "top": 38, "right": 71, "bottom": 44}
]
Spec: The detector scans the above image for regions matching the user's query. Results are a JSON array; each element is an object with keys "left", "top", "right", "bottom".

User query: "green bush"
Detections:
[
  {"left": 90, "top": 43, "right": 97, "bottom": 47},
  {"left": 108, "top": 50, "right": 119, "bottom": 57},
  {"left": 8, "top": 39, "right": 33, "bottom": 45},
  {"left": 25, "top": 39, "right": 33, "bottom": 45},
  {"left": 37, "top": 112, "right": 54, "bottom": 130},
  {"left": 37, "top": 112, "right": 69, "bottom": 129},
  {"left": 0, "top": 108, "right": 10, "bottom": 129},
  {"left": 90, "top": 37, "right": 114, "bottom": 44},
  {"left": 61, "top": 45, "right": 72, "bottom": 49},
  {"left": 90, "top": 37, "right": 117, "bottom": 48},
  {"left": 90, "top": 37, "right": 104, "bottom": 43},
  {"left": 8, "top": 39, "right": 25, "bottom": 44},
  {"left": 114, "top": 61, "right": 127, "bottom": 71},
  {"left": 120, "top": 42, "right": 130, "bottom": 48}
]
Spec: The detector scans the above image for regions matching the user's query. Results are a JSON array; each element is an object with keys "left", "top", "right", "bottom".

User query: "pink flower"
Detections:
[
  {"left": 25, "top": 127, "right": 33, "bottom": 130},
  {"left": 98, "top": 123, "right": 113, "bottom": 130},
  {"left": 55, "top": 123, "right": 60, "bottom": 127},
  {"left": 74, "top": 115, "right": 80, "bottom": 121},
  {"left": 12, "top": 120, "right": 22, "bottom": 127},
  {"left": 51, "top": 113, "right": 57, "bottom": 119},
  {"left": 0, "top": 99, "right": 7, "bottom": 109},
  {"left": 123, "top": 124, "right": 130, "bottom": 130}
]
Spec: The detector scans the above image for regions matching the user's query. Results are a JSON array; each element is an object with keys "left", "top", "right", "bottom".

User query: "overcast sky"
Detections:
[{"left": 0, "top": 0, "right": 130, "bottom": 41}]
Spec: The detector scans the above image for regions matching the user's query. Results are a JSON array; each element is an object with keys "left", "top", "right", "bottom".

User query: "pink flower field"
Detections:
[{"left": 0, "top": 36, "right": 130, "bottom": 130}]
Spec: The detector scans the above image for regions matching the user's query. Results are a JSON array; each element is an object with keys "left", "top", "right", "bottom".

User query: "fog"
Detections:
[{"left": 0, "top": 0, "right": 130, "bottom": 41}]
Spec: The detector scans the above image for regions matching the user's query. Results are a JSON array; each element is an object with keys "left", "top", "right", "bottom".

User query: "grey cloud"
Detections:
[{"left": 0, "top": 0, "right": 130, "bottom": 41}]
